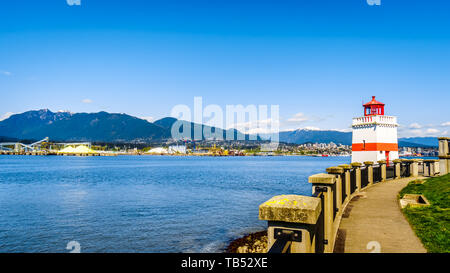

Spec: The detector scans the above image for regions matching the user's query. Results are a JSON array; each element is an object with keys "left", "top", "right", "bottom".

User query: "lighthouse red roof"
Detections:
[
  {"left": 363, "top": 96, "right": 385, "bottom": 116},
  {"left": 363, "top": 96, "right": 385, "bottom": 106}
]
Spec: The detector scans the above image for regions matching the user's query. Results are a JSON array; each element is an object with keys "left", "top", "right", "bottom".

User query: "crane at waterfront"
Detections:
[{"left": 0, "top": 137, "right": 49, "bottom": 153}]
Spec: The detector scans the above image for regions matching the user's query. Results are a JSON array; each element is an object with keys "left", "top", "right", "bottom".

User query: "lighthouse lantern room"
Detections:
[{"left": 351, "top": 96, "right": 399, "bottom": 164}]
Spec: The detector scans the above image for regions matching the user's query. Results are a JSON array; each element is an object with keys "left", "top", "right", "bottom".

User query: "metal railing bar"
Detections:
[{"left": 267, "top": 237, "right": 291, "bottom": 253}]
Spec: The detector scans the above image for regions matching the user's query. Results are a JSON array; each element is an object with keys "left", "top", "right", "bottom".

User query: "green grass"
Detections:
[{"left": 399, "top": 174, "right": 450, "bottom": 253}]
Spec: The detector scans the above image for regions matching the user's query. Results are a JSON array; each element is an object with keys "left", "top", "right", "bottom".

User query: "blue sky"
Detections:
[{"left": 0, "top": 0, "right": 449, "bottom": 137}]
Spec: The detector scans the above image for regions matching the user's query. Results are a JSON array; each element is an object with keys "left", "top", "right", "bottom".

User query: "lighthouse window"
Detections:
[{"left": 380, "top": 151, "right": 383, "bottom": 154}]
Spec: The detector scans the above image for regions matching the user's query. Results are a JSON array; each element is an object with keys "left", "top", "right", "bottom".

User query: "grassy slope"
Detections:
[{"left": 399, "top": 174, "right": 450, "bottom": 253}]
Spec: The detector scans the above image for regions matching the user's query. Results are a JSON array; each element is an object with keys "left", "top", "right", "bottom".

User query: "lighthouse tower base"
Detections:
[{"left": 352, "top": 150, "right": 399, "bottom": 164}]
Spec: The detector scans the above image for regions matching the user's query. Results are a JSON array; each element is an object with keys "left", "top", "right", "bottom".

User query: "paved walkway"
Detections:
[{"left": 335, "top": 177, "right": 427, "bottom": 253}]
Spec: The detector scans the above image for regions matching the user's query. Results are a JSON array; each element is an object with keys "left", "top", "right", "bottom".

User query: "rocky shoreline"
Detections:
[{"left": 226, "top": 231, "right": 268, "bottom": 253}]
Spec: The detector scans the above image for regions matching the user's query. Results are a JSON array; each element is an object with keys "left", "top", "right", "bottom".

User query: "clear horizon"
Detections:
[{"left": 1, "top": 1, "right": 449, "bottom": 138}]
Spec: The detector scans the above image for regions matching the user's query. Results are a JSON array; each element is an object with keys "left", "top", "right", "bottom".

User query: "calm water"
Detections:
[{"left": 0, "top": 155, "right": 349, "bottom": 253}]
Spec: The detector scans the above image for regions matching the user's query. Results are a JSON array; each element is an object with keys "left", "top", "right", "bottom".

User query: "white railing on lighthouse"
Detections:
[{"left": 352, "top": 115, "right": 397, "bottom": 126}]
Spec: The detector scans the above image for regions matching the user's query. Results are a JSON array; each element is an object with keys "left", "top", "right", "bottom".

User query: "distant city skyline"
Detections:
[{"left": 1, "top": 1, "right": 449, "bottom": 137}]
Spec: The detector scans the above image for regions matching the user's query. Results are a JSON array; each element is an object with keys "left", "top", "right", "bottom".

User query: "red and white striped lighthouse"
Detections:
[{"left": 351, "top": 96, "right": 399, "bottom": 164}]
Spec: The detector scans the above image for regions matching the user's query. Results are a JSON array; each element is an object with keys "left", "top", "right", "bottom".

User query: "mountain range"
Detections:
[
  {"left": 0, "top": 109, "right": 440, "bottom": 147},
  {"left": 0, "top": 109, "right": 245, "bottom": 143},
  {"left": 0, "top": 110, "right": 168, "bottom": 143}
]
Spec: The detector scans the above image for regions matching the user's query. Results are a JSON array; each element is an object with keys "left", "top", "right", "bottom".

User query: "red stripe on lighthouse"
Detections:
[{"left": 352, "top": 143, "right": 398, "bottom": 152}]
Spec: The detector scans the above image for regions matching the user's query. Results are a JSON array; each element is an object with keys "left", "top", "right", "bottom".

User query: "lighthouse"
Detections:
[{"left": 351, "top": 96, "right": 399, "bottom": 164}]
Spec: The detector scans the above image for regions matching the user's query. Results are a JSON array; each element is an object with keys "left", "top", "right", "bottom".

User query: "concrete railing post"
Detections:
[
  {"left": 364, "top": 161, "right": 374, "bottom": 186},
  {"left": 430, "top": 160, "right": 437, "bottom": 176},
  {"left": 406, "top": 159, "right": 419, "bottom": 177},
  {"left": 433, "top": 160, "right": 440, "bottom": 175},
  {"left": 308, "top": 173, "right": 336, "bottom": 253},
  {"left": 326, "top": 166, "right": 344, "bottom": 212},
  {"left": 423, "top": 161, "right": 428, "bottom": 177},
  {"left": 393, "top": 159, "right": 402, "bottom": 179},
  {"left": 351, "top": 162, "right": 362, "bottom": 192},
  {"left": 439, "top": 158, "right": 448, "bottom": 175},
  {"left": 339, "top": 164, "right": 352, "bottom": 204},
  {"left": 438, "top": 137, "right": 449, "bottom": 156},
  {"left": 447, "top": 159, "right": 450, "bottom": 176},
  {"left": 417, "top": 159, "right": 424, "bottom": 175},
  {"left": 438, "top": 137, "right": 449, "bottom": 175},
  {"left": 378, "top": 160, "right": 387, "bottom": 182},
  {"left": 259, "top": 195, "right": 322, "bottom": 253},
  {"left": 423, "top": 160, "right": 435, "bottom": 176}
]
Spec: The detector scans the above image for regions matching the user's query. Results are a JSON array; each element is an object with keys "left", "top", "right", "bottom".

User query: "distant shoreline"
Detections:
[
  {"left": 0, "top": 152, "right": 352, "bottom": 157},
  {"left": 0, "top": 152, "right": 439, "bottom": 158}
]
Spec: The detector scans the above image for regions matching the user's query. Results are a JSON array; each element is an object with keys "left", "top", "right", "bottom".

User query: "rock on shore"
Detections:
[{"left": 226, "top": 231, "right": 268, "bottom": 253}]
